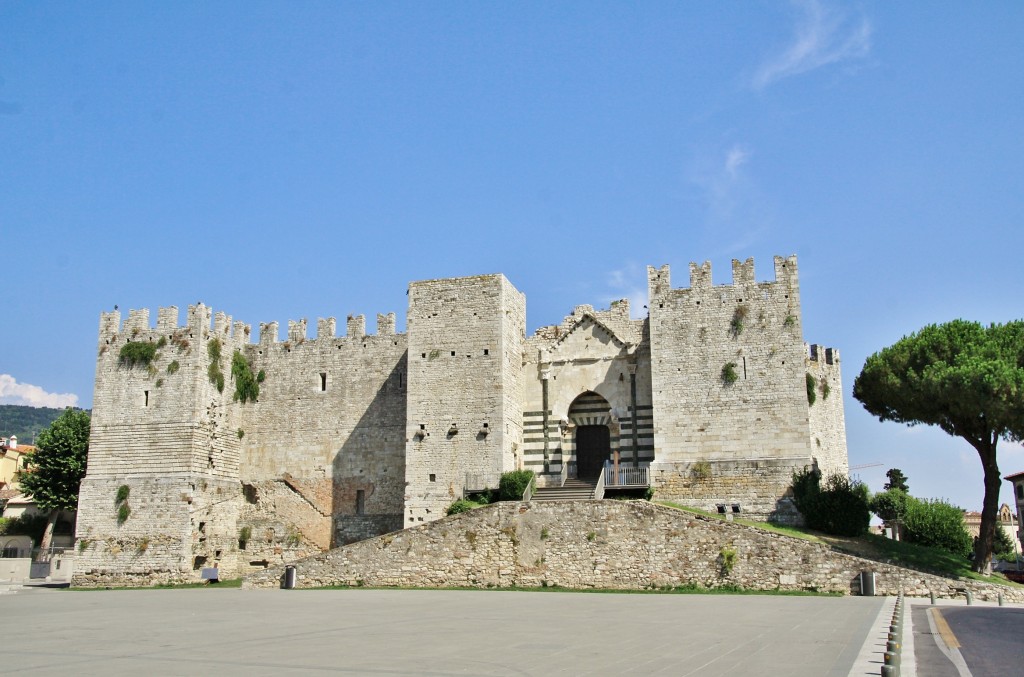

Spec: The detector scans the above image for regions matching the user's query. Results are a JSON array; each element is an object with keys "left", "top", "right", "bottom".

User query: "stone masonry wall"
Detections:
[
  {"left": 805, "top": 344, "right": 849, "bottom": 477},
  {"left": 245, "top": 500, "right": 1024, "bottom": 603},
  {"left": 647, "top": 256, "right": 812, "bottom": 464},
  {"left": 236, "top": 313, "right": 407, "bottom": 560},
  {"left": 404, "top": 275, "right": 523, "bottom": 525}
]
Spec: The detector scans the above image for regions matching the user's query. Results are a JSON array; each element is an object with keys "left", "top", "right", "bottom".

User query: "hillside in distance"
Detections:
[{"left": 0, "top": 405, "right": 90, "bottom": 444}]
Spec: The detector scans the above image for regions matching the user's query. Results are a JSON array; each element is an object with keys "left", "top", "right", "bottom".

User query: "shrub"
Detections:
[
  {"left": 115, "top": 485, "right": 130, "bottom": 504},
  {"left": 790, "top": 468, "right": 870, "bottom": 536},
  {"left": 231, "top": 350, "right": 260, "bottom": 403},
  {"left": 901, "top": 497, "right": 973, "bottom": 559},
  {"left": 721, "top": 362, "right": 738, "bottom": 385},
  {"left": 446, "top": 499, "right": 478, "bottom": 515},
  {"left": 117, "top": 503, "right": 131, "bottom": 524},
  {"left": 719, "top": 547, "right": 737, "bottom": 575},
  {"left": 806, "top": 373, "right": 817, "bottom": 406},
  {"left": 498, "top": 470, "right": 535, "bottom": 501},
  {"left": 167, "top": 360, "right": 180, "bottom": 375},
  {"left": 119, "top": 342, "right": 157, "bottom": 368},
  {"left": 0, "top": 514, "right": 49, "bottom": 542}
]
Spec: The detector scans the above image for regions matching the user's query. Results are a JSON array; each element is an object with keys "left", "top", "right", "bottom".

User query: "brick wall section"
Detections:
[{"left": 244, "top": 501, "right": 1024, "bottom": 602}]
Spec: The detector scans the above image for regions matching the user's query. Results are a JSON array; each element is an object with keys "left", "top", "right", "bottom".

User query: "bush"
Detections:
[
  {"left": 119, "top": 342, "right": 157, "bottom": 368},
  {"left": 0, "top": 513, "right": 50, "bottom": 543},
  {"left": 115, "top": 484, "right": 130, "bottom": 504},
  {"left": 498, "top": 470, "right": 535, "bottom": 501},
  {"left": 901, "top": 497, "right": 973, "bottom": 559},
  {"left": 446, "top": 499, "right": 479, "bottom": 516},
  {"left": 805, "top": 373, "right": 817, "bottom": 406},
  {"left": 790, "top": 468, "right": 870, "bottom": 536},
  {"left": 231, "top": 350, "right": 260, "bottom": 403}
]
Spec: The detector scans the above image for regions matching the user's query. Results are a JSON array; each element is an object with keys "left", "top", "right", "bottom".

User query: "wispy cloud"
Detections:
[
  {"left": 724, "top": 144, "right": 750, "bottom": 179},
  {"left": 0, "top": 374, "right": 79, "bottom": 408},
  {"left": 605, "top": 263, "right": 648, "bottom": 319},
  {"left": 753, "top": 0, "right": 872, "bottom": 90}
]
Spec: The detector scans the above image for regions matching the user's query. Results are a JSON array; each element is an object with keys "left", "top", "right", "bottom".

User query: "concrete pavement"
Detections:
[{"left": 1, "top": 587, "right": 886, "bottom": 676}]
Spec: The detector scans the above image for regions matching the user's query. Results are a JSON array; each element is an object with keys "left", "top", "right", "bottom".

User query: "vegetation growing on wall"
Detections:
[
  {"left": 167, "top": 360, "right": 180, "bottom": 374},
  {"left": 231, "top": 350, "right": 263, "bottom": 403},
  {"left": 119, "top": 341, "right": 157, "bottom": 368},
  {"left": 721, "top": 362, "right": 738, "bottom": 385},
  {"left": 207, "top": 339, "right": 225, "bottom": 393},
  {"left": 730, "top": 305, "right": 748, "bottom": 337},
  {"left": 805, "top": 373, "right": 817, "bottom": 406}
]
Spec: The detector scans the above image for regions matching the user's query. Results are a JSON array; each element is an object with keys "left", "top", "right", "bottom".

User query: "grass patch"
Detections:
[
  {"left": 657, "top": 500, "right": 1024, "bottom": 589},
  {"left": 656, "top": 501, "right": 827, "bottom": 545}
]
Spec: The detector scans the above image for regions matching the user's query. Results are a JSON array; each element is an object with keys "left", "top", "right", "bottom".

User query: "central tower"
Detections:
[{"left": 403, "top": 274, "right": 525, "bottom": 525}]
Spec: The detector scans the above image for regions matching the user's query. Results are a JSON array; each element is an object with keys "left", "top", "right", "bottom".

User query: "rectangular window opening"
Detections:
[
  {"left": 483, "top": 349, "right": 489, "bottom": 355},
  {"left": 742, "top": 357, "right": 747, "bottom": 379},
  {"left": 320, "top": 372, "right": 327, "bottom": 391},
  {"left": 144, "top": 390, "right": 149, "bottom": 406},
  {"left": 356, "top": 489, "right": 365, "bottom": 516},
  {"left": 429, "top": 473, "right": 436, "bottom": 482}
]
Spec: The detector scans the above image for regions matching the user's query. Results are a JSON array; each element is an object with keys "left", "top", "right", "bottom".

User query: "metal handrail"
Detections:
[
  {"left": 522, "top": 473, "right": 536, "bottom": 501},
  {"left": 603, "top": 462, "right": 650, "bottom": 488},
  {"left": 594, "top": 463, "right": 606, "bottom": 500},
  {"left": 559, "top": 456, "right": 569, "bottom": 487}
]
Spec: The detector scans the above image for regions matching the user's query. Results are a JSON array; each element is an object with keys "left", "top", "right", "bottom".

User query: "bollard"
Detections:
[
  {"left": 881, "top": 665, "right": 897, "bottom": 677},
  {"left": 885, "top": 651, "right": 901, "bottom": 670},
  {"left": 998, "top": 593, "right": 1005, "bottom": 607},
  {"left": 966, "top": 591, "right": 973, "bottom": 605},
  {"left": 930, "top": 591, "right": 936, "bottom": 605},
  {"left": 887, "top": 640, "right": 900, "bottom": 653}
]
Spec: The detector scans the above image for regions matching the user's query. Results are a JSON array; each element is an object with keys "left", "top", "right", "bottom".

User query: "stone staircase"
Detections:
[{"left": 531, "top": 478, "right": 598, "bottom": 501}]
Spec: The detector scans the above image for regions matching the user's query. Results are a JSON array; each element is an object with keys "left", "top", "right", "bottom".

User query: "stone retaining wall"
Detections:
[{"left": 244, "top": 500, "right": 1024, "bottom": 602}]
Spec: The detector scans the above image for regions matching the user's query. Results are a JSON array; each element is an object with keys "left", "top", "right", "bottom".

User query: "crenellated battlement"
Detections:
[
  {"left": 648, "top": 255, "right": 799, "bottom": 301},
  {"left": 806, "top": 343, "right": 840, "bottom": 365}
]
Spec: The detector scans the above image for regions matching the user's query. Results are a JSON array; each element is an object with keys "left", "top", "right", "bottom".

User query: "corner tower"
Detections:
[{"left": 646, "top": 256, "right": 815, "bottom": 521}]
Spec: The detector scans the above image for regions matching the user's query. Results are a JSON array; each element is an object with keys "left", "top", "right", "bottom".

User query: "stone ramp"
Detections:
[{"left": 244, "top": 500, "right": 1024, "bottom": 603}]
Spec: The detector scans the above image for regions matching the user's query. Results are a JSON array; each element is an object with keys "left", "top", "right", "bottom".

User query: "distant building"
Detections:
[{"left": 963, "top": 503, "right": 1020, "bottom": 556}]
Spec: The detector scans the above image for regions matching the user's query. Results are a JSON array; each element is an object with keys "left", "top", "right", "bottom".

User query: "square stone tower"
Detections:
[{"left": 403, "top": 275, "right": 525, "bottom": 525}]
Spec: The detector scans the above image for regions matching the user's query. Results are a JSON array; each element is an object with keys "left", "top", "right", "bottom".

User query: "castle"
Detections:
[{"left": 73, "top": 255, "right": 847, "bottom": 585}]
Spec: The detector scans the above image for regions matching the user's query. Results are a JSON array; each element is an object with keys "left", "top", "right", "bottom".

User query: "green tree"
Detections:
[
  {"left": 870, "top": 488, "right": 910, "bottom": 529},
  {"left": 884, "top": 468, "right": 909, "bottom": 493},
  {"left": 853, "top": 320, "right": 1024, "bottom": 573},
  {"left": 18, "top": 408, "right": 90, "bottom": 556}
]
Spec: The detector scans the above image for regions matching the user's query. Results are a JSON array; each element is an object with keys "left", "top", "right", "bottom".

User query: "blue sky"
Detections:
[{"left": 1, "top": 1, "right": 1022, "bottom": 510}]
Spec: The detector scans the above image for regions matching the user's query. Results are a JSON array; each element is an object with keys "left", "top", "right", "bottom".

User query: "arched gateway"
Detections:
[{"left": 567, "top": 391, "right": 613, "bottom": 480}]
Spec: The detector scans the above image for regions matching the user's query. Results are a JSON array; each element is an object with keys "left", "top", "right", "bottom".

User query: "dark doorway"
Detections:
[{"left": 576, "top": 425, "right": 610, "bottom": 480}]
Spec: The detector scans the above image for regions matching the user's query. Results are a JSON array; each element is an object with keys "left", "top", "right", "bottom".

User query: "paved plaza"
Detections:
[{"left": 2, "top": 587, "right": 886, "bottom": 676}]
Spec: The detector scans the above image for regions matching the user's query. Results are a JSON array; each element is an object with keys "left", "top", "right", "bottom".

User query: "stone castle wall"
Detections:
[
  {"left": 75, "top": 255, "right": 849, "bottom": 586},
  {"left": 244, "top": 500, "right": 1024, "bottom": 604}
]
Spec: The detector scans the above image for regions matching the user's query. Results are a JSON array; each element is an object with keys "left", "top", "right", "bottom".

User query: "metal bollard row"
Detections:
[{"left": 881, "top": 593, "right": 903, "bottom": 676}]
